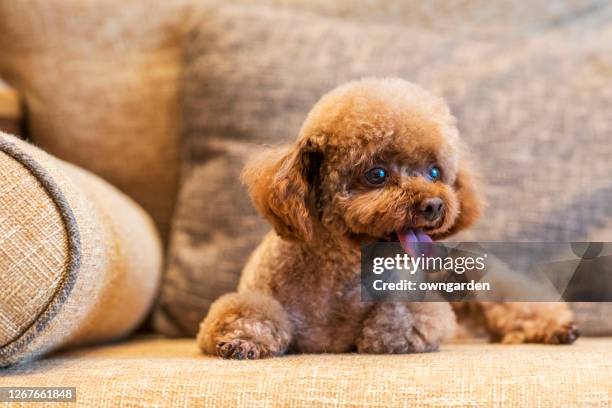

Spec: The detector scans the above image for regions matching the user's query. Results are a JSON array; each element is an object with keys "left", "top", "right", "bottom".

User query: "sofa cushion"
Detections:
[
  {"left": 0, "top": 337, "right": 611, "bottom": 406},
  {"left": 0, "top": 133, "right": 162, "bottom": 367},
  {"left": 0, "top": 0, "right": 197, "bottom": 240},
  {"left": 155, "top": 2, "right": 612, "bottom": 336}
]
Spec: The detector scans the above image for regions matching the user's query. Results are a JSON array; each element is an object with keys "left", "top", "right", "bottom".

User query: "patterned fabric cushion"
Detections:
[
  {"left": 0, "top": 133, "right": 162, "bottom": 366},
  {"left": 155, "top": 2, "right": 612, "bottom": 336}
]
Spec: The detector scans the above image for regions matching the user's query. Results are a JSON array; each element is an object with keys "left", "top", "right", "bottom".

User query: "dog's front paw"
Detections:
[
  {"left": 357, "top": 325, "right": 439, "bottom": 354},
  {"left": 357, "top": 303, "right": 455, "bottom": 354},
  {"left": 216, "top": 339, "right": 271, "bottom": 360},
  {"left": 197, "top": 292, "right": 293, "bottom": 358}
]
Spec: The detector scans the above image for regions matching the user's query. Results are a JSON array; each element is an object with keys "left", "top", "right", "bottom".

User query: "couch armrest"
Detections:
[
  {"left": 0, "top": 132, "right": 162, "bottom": 367},
  {"left": 0, "top": 79, "right": 21, "bottom": 136}
]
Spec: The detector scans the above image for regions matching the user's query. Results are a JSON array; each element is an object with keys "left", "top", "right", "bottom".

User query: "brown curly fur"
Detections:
[{"left": 197, "top": 78, "right": 578, "bottom": 359}]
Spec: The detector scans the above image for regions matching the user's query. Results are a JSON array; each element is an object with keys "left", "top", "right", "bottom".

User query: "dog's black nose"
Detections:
[{"left": 419, "top": 198, "right": 444, "bottom": 221}]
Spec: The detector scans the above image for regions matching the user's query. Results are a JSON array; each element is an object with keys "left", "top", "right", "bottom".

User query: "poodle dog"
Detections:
[{"left": 197, "top": 77, "right": 578, "bottom": 359}]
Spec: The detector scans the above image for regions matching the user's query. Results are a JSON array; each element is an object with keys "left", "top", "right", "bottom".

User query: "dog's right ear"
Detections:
[{"left": 242, "top": 142, "right": 323, "bottom": 242}]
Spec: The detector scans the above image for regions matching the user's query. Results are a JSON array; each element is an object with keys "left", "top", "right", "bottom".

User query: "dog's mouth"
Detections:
[{"left": 382, "top": 229, "right": 433, "bottom": 258}]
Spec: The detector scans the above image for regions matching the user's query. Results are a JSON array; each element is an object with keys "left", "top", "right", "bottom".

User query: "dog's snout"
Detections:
[{"left": 419, "top": 198, "right": 444, "bottom": 221}]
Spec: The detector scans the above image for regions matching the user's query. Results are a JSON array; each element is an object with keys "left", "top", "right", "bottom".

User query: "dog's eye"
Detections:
[
  {"left": 427, "top": 166, "right": 441, "bottom": 181},
  {"left": 364, "top": 167, "right": 388, "bottom": 186}
]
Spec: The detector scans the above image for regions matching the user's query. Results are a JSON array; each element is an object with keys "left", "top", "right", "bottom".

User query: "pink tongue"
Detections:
[{"left": 397, "top": 228, "right": 432, "bottom": 258}]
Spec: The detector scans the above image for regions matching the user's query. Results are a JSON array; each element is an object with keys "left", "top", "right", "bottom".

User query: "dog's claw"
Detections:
[
  {"left": 216, "top": 339, "right": 267, "bottom": 360},
  {"left": 216, "top": 341, "right": 235, "bottom": 358}
]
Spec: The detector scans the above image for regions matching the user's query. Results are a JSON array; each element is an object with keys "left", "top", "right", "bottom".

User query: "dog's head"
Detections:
[{"left": 243, "top": 78, "right": 483, "bottom": 249}]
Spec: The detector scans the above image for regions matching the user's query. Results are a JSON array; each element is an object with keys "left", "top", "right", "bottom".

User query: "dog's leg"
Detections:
[
  {"left": 356, "top": 302, "right": 456, "bottom": 354},
  {"left": 197, "top": 291, "right": 292, "bottom": 359},
  {"left": 460, "top": 302, "right": 579, "bottom": 344}
]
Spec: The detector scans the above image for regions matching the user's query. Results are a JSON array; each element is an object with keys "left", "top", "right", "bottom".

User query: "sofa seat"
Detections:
[{"left": 1, "top": 337, "right": 611, "bottom": 407}]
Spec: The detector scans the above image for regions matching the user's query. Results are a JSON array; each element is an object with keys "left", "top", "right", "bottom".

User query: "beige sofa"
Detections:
[
  {"left": 1, "top": 67, "right": 612, "bottom": 408},
  {"left": 1, "top": 114, "right": 610, "bottom": 406},
  {"left": 1, "top": 1, "right": 612, "bottom": 406},
  {"left": 3, "top": 337, "right": 612, "bottom": 406}
]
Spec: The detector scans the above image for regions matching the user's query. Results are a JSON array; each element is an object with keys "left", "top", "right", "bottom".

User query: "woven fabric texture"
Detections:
[
  {"left": 0, "top": 151, "right": 67, "bottom": 348},
  {"left": 0, "top": 337, "right": 611, "bottom": 407},
  {"left": 157, "top": 1, "right": 612, "bottom": 336},
  {"left": 0, "top": 133, "right": 162, "bottom": 366},
  {"left": 0, "top": 0, "right": 197, "bottom": 240}
]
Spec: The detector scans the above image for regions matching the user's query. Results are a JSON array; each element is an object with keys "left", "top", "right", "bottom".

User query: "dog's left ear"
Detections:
[
  {"left": 444, "top": 164, "right": 485, "bottom": 236},
  {"left": 242, "top": 141, "right": 323, "bottom": 242}
]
